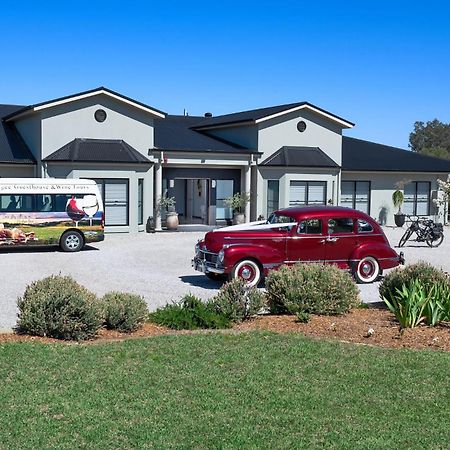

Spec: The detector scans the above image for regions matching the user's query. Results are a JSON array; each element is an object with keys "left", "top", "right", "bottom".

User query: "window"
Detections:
[
  {"left": 341, "top": 181, "right": 370, "bottom": 214},
  {"left": 0, "top": 195, "right": 33, "bottom": 212},
  {"left": 298, "top": 219, "right": 322, "bottom": 234},
  {"left": 328, "top": 218, "right": 354, "bottom": 234},
  {"left": 138, "top": 179, "right": 144, "bottom": 225},
  {"left": 289, "top": 181, "right": 326, "bottom": 206},
  {"left": 267, "top": 213, "right": 296, "bottom": 224},
  {"left": 403, "top": 182, "right": 430, "bottom": 216},
  {"left": 357, "top": 219, "right": 373, "bottom": 233},
  {"left": 267, "top": 180, "right": 279, "bottom": 216},
  {"left": 93, "top": 179, "right": 129, "bottom": 226},
  {"left": 216, "top": 180, "right": 234, "bottom": 220}
]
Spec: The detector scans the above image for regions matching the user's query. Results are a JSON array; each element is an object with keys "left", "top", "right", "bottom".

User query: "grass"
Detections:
[{"left": 0, "top": 333, "right": 449, "bottom": 449}]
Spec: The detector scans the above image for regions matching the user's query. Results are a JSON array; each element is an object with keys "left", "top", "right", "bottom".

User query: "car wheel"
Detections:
[
  {"left": 60, "top": 230, "right": 84, "bottom": 252},
  {"left": 231, "top": 259, "right": 261, "bottom": 287},
  {"left": 354, "top": 256, "right": 380, "bottom": 284},
  {"left": 426, "top": 232, "right": 444, "bottom": 248}
]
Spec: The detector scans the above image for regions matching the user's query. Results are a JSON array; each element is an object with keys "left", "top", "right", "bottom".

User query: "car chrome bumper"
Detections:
[
  {"left": 399, "top": 251, "right": 405, "bottom": 265},
  {"left": 192, "top": 256, "right": 225, "bottom": 274}
]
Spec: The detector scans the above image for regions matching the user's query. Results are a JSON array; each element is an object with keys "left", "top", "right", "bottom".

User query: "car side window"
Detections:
[
  {"left": 357, "top": 219, "right": 373, "bottom": 233},
  {"left": 297, "top": 219, "right": 322, "bottom": 235},
  {"left": 328, "top": 218, "right": 354, "bottom": 234}
]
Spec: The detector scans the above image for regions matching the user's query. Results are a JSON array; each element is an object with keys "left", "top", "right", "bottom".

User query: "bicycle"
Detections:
[{"left": 398, "top": 216, "right": 444, "bottom": 248}]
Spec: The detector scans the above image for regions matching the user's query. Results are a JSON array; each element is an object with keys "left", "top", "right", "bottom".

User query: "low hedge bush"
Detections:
[
  {"left": 210, "top": 278, "right": 266, "bottom": 322},
  {"left": 380, "top": 263, "right": 450, "bottom": 328},
  {"left": 101, "top": 292, "right": 148, "bottom": 332},
  {"left": 149, "top": 294, "right": 231, "bottom": 330},
  {"left": 16, "top": 275, "right": 102, "bottom": 340},
  {"left": 379, "top": 262, "right": 450, "bottom": 303},
  {"left": 266, "top": 263, "right": 359, "bottom": 315}
]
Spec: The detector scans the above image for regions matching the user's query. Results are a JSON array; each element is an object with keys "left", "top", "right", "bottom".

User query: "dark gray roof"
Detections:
[
  {"left": 3, "top": 86, "right": 166, "bottom": 121},
  {"left": 154, "top": 115, "right": 258, "bottom": 154},
  {"left": 43, "top": 138, "right": 151, "bottom": 163},
  {"left": 191, "top": 102, "right": 354, "bottom": 129},
  {"left": 0, "top": 104, "right": 36, "bottom": 164},
  {"left": 342, "top": 136, "right": 450, "bottom": 173},
  {"left": 260, "top": 146, "right": 340, "bottom": 168}
]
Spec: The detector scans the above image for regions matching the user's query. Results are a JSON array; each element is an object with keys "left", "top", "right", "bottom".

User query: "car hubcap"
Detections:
[
  {"left": 66, "top": 235, "right": 79, "bottom": 249},
  {"left": 239, "top": 265, "right": 255, "bottom": 282},
  {"left": 359, "top": 259, "right": 376, "bottom": 279}
]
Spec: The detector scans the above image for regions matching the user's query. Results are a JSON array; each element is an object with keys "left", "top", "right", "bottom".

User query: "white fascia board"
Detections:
[
  {"left": 254, "top": 104, "right": 354, "bottom": 128},
  {"left": 32, "top": 89, "right": 166, "bottom": 118}
]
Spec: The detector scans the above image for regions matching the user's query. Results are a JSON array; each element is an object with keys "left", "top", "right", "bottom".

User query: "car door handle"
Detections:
[{"left": 326, "top": 236, "right": 339, "bottom": 243}]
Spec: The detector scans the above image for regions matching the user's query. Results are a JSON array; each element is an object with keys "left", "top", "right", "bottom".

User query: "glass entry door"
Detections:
[{"left": 216, "top": 180, "right": 234, "bottom": 221}]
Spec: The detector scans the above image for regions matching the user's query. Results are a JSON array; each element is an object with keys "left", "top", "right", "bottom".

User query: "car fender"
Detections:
[
  {"left": 222, "top": 244, "right": 285, "bottom": 272},
  {"left": 350, "top": 242, "right": 399, "bottom": 269}
]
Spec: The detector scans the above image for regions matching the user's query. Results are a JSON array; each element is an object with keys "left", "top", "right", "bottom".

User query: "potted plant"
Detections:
[
  {"left": 225, "top": 192, "right": 251, "bottom": 225},
  {"left": 158, "top": 195, "right": 178, "bottom": 230},
  {"left": 392, "top": 180, "right": 409, "bottom": 227}
]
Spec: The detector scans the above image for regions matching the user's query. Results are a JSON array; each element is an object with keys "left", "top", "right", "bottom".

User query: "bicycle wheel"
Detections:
[
  {"left": 426, "top": 232, "right": 444, "bottom": 248},
  {"left": 398, "top": 229, "right": 412, "bottom": 247}
]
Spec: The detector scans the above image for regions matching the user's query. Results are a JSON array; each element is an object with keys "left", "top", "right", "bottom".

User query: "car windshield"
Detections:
[{"left": 267, "top": 213, "right": 296, "bottom": 224}]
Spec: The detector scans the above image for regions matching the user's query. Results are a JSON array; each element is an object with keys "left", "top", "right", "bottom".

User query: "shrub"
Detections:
[
  {"left": 266, "top": 263, "right": 359, "bottom": 315},
  {"left": 379, "top": 262, "right": 450, "bottom": 304},
  {"left": 209, "top": 278, "right": 266, "bottom": 322},
  {"left": 149, "top": 294, "right": 231, "bottom": 330},
  {"left": 16, "top": 275, "right": 102, "bottom": 340},
  {"left": 101, "top": 291, "right": 148, "bottom": 332}
]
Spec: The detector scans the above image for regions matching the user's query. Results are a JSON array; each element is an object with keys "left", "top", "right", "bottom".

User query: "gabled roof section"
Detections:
[
  {"left": 0, "top": 104, "right": 36, "bottom": 164},
  {"left": 43, "top": 138, "right": 151, "bottom": 164},
  {"left": 260, "top": 146, "right": 340, "bottom": 168},
  {"left": 154, "top": 115, "right": 258, "bottom": 154},
  {"left": 191, "top": 102, "right": 354, "bottom": 130},
  {"left": 342, "top": 136, "right": 450, "bottom": 173},
  {"left": 3, "top": 87, "right": 166, "bottom": 121}
]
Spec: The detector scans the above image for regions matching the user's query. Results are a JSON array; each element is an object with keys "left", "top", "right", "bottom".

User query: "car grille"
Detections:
[{"left": 198, "top": 250, "right": 218, "bottom": 264}]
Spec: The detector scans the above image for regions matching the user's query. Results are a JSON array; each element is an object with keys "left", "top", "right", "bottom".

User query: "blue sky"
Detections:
[{"left": 1, "top": 0, "right": 449, "bottom": 148}]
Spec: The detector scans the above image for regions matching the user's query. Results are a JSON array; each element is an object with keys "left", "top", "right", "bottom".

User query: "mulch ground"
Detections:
[{"left": 1, "top": 307, "right": 449, "bottom": 351}]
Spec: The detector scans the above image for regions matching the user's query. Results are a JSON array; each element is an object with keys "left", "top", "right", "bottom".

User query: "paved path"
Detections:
[{"left": 1, "top": 226, "right": 449, "bottom": 331}]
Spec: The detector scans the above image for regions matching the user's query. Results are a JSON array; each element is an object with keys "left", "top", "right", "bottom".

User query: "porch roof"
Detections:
[
  {"left": 259, "top": 146, "right": 340, "bottom": 168},
  {"left": 43, "top": 138, "right": 151, "bottom": 164}
]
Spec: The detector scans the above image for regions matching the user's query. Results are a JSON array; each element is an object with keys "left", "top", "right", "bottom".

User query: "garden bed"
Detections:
[{"left": 1, "top": 305, "right": 449, "bottom": 351}]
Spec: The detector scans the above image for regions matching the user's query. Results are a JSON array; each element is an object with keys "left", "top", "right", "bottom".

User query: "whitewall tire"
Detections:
[
  {"left": 231, "top": 259, "right": 261, "bottom": 287},
  {"left": 354, "top": 256, "right": 380, "bottom": 284}
]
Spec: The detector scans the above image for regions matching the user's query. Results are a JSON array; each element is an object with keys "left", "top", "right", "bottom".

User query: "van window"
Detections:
[
  {"left": 297, "top": 219, "right": 322, "bottom": 234},
  {"left": 0, "top": 194, "right": 33, "bottom": 212},
  {"left": 328, "top": 218, "right": 354, "bottom": 234}
]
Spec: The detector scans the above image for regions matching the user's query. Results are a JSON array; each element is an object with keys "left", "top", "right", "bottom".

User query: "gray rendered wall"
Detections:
[{"left": 0, "top": 165, "right": 35, "bottom": 178}]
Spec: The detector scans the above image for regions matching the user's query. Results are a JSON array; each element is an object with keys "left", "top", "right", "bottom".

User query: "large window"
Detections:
[
  {"left": 341, "top": 181, "right": 371, "bottom": 214},
  {"left": 289, "top": 181, "right": 326, "bottom": 206},
  {"left": 93, "top": 179, "right": 129, "bottom": 226},
  {"left": 267, "top": 180, "right": 279, "bottom": 216},
  {"left": 216, "top": 180, "right": 234, "bottom": 220},
  {"left": 403, "top": 181, "right": 430, "bottom": 216},
  {"left": 138, "top": 179, "right": 144, "bottom": 225}
]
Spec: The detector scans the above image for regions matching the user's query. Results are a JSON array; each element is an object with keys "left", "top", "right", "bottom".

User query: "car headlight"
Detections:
[{"left": 218, "top": 248, "right": 225, "bottom": 265}]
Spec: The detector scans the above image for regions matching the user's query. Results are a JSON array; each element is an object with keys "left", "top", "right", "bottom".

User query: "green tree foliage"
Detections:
[{"left": 409, "top": 119, "right": 450, "bottom": 160}]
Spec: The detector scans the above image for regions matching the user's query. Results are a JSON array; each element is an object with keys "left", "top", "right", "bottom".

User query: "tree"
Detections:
[{"left": 409, "top": 119, "right": 450, "bottom": 160}]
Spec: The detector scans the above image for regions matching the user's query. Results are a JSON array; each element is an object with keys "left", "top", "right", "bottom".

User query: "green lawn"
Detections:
[{"left": 0, "top": 333, "right": 449, "bottom": 449}]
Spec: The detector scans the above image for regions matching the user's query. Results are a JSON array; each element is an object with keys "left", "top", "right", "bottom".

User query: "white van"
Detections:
[{"left": 0, "top": 178, "right": 104, "bottom": 252}]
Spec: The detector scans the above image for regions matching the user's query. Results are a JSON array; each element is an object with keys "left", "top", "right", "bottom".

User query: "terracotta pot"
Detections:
[
  {"left": 233, "top": 213, "right": 245, "bottom": 225},
  {"left": 166, "top": 212, "right": 179, "bottom": 230}
]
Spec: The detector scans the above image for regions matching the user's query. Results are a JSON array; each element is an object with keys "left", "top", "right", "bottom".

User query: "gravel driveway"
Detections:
[{"left": 1, "top": 226, "right": 449, "bottom": 331}]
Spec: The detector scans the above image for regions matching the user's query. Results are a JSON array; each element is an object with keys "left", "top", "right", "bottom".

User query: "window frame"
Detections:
[
  {"left": 266, "top": 179, "right": 280, "bottom": 217},
  {"left": 403, "top": 181, "right": 431, "bottom": 216},
  {"left": 137, "top": 179, "right": 144, "bottom": 226},
  {"left": 92, "top": 178, "right": 130, "bottom": 227},
  {"left": 289, "top": 180, "right": 327, "bottom": 206},
  {"left": 340, "top": 180, "right": 371, "bottom": 214}
]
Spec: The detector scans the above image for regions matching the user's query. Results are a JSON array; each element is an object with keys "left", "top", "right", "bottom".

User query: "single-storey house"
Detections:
[{"left": 1, "top": 87, "right": 449, "bottom": 232}]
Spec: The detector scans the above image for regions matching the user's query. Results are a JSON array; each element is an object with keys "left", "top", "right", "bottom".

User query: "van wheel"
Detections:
[
  {"left": 353, "top": 257, "right": 380, "bottom": 284},
  {"left": 231, "top": 259, "right": 261, "bottom": 287},
  {"left": 60, "top": 231, "right": 84, "bottom": 252}
]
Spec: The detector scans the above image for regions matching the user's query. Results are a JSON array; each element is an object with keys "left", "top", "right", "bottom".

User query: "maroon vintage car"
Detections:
[{"left": 192, "top": 206, "right": 404, "bottom": 286}]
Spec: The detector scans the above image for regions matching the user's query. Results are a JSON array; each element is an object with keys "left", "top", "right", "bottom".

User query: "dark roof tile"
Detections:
[
  {"left": 342, "top": 136, "right": 450, "bottom": 172},
  {"left": 260, "top": 146, "right": 339, "bottom": 168},
  {"left": 43, "top": 138, "right": 151, "bottom": 163}
]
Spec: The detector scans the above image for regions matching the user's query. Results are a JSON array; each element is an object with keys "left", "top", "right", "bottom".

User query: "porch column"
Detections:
[
  {"left": 244, "top": 163, "right": 251, "bottom": 222},
  {"left": 154, "top": 161, "right": 163, "bottom": 231}
]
